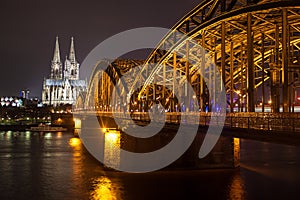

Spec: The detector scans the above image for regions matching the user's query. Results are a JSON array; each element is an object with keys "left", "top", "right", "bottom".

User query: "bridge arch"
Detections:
[
  {"left": 128, "top": 0, "right": 300, "bottom": 113},
  {"left": 82, "top": 59, "right": 144, "bottom": 111}
]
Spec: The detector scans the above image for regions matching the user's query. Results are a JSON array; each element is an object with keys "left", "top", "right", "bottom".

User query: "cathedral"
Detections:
[{"left": 42, "top": 37, "right": 86, "bottom": 106}]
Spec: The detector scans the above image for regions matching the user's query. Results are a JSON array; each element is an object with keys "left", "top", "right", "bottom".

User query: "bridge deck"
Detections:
[
  {"left": 74, "top": 111, "right": 300, "bottom": 145},
  {"left": 76, "top": 111, "right": 300, "bottom": 131}
]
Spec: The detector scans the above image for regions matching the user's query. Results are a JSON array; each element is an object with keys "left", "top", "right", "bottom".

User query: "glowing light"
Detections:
[
  {"left": 74, "top": 118, "right": 81, "bottom": 129},
  {"left": 90, "top": 177, "right": 122, "bottom": 200},
  {"left": 57, "top": 118, "right": 62, "bottom": 123},
  {"left": 102, "top": 128, "right": 107, "bottom": 133},
  {"left": 268, "top": 100, "right": 272, "bottom": 104},
  {"left": 69, "top": 137, "right": 81, "bottom": 148},
  {"left": 105, "top": 131, "right": 120, "bottom": 145}
]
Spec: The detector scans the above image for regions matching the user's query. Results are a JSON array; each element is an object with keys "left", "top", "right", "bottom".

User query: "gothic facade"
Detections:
[{"left": 42, "top": 37, "right": 86, "bottom": 106}]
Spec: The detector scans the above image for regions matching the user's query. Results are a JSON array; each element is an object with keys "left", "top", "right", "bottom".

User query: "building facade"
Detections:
[{"left": 42, "top": 37, "right": 86, "bottom": 106}]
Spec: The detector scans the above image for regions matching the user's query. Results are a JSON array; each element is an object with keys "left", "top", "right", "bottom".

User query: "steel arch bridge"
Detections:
[
  {"left": 79, "top": 0, "right": 300, "bottom": 114},
  {"left": 76, "top": 59, "right": 144, "bottom": 111}
]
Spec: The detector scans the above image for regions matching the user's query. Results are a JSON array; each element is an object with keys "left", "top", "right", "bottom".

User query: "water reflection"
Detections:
[
  {"left": 2, "top": 131, "right": 300, "bottom": 199},
  {"left": 68, "top": 134, "right": 123, "bottom": 200},
  {"left": 234, "top": 138, "right": 240, "bottom": 167},
  {"left": 90, "top": 176, "right": 123, "bottom": 200},
  {"left": 69, "top": 137, "right": 81, "bottom": 148},
  {"left": 68, "top": 137, "right": 88, "bottom": 199},
  {"left": 69, "top": 137, "right": 82, "bottom": 158},
  {"left": 104, "top": 130, "right": 121, "bottom": 169},
  {"left": 56, "top": 132, "right": 62, "bottom": 138},
  {"left": 44, "top": 132, "right": 52, "bottom": 139},
  {"left": 227, "top": 171, "right": 245, "bottom": 200}
]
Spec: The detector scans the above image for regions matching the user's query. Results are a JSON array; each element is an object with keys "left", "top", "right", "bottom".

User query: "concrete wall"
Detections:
[{"left": 95, "top": 116, "right": 240, "bottom": 170}]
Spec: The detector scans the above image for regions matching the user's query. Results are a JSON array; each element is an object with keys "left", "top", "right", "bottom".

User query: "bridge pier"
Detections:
[{"left": 76, "top": 113, "right": 240, "bottom": 170}]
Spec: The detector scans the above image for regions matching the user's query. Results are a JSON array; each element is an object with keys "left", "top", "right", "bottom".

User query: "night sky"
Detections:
[{"left": 0, "top": 0, "right": 200, "bottom": 98}]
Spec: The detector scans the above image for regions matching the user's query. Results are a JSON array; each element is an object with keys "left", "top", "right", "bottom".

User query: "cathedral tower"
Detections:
[
  {"left": 64, "top": 37, "right": 79, "bottom": 80},
  {"left": 42, "top": 36, "right": 86, "bottom": 106},
  {"left": 50, "top": 36, "right": 63, "bottom": 79}
]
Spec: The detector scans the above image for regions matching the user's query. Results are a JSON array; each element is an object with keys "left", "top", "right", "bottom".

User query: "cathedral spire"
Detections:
[
  {"left": 53, "top": 36, "right": 61, "bottom": 63},
  {"left": 50, "top": 36, "right": 63, "bottom": 79},
  {"left": 69, "top": 37, "right": 76, "bottom": 63}
]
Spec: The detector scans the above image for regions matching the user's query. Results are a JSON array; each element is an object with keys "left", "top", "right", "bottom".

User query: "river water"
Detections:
[{"left": 0, "top": 131, "right": 300, "bottom": 200}]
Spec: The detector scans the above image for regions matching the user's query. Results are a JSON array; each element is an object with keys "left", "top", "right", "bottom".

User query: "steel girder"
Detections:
[
  {"left": 129, "top": 0, "right": 300, "bottom": 112},
  {"left": 83, "top": 59, "right": 143, "bottom": 110}
]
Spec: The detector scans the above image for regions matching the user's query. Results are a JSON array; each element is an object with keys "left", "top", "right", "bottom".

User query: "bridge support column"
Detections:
[
  {"left": 221, "top": 21, "right": 226, "bottom": 94},
  {"left": 153, "top": 75, "right": 156, "bottom": 111},
  {"left": 213, "top": 36, "right": 219, "bottom": 112},
  {"left": 199, "top": 35, "right": 206, "bottom": 112},
  {"left": 239, "top": 44, "right": 244, "bottom": 112},
  {"left": 271, "top": 25, "right": 280, "bottom": 113},
  {"left": 230, "top": 41, "right": 234, "bottom": 113},
  {"left": 185, "top": 23, "right": 190, "bottom": 112},
  {"left": 261, "top": 33, "right": 265, "bottom": 112},
  {"left": 282, "top": 8, "right": 289, "bottom": 112},
  {"left": 163, "top": 62, "right": 166, "bottom": 101},
  {"left": 173, "top": 52, "right": 177, "bottom": 112},
  {"left": 247, "top": 13, "right": 255, "bottom": 112}
]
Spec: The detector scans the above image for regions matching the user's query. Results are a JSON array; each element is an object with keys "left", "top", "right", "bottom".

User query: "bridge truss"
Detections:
[{"left": 81, "top": 0, "right": 300, "bottom": 113}]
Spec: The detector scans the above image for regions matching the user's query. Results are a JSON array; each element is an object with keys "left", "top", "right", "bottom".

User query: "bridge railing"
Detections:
[
  {"left": 225, "top": 113, "right": 300, "bottom": 132},
  {"left": 76, "top": 110, "right": 300, "bottom": 133},
  {"left": 129, "top": 112, "right": 300, "bottom": 133}
]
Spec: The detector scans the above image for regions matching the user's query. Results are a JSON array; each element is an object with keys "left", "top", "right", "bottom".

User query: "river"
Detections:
[{"left": 0, "top": 131, "right": 300, "bottom": 200}]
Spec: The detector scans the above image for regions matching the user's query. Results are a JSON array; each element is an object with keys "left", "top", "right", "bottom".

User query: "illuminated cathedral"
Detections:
[{"left": 42, "top": 37, "right": 86, "bottom": 106}]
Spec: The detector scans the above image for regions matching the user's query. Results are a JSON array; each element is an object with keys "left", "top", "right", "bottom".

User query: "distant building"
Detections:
[
  {"left": 0, "top": 96, "right": 23, "bottom": 107},
  {"left": 42, "top": 37, "right": 86, "bottom": 106},
  {"left": 20, "top": 89, "right": 30, "bottom": 99}
]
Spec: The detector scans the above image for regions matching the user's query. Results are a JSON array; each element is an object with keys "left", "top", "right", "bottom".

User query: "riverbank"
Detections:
[
  {"left": 0, "top": 123, "right": 74, "bottom": 132},
  {"left": 0, "top": 124, "right": 36, "bottom": 131}
]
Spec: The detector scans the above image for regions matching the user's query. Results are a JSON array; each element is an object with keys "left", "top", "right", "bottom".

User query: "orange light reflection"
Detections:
[{"left": 90, "top": 176, "right": 123, "bottom": 200}]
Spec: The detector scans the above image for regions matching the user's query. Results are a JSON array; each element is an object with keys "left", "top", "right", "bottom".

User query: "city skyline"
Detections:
[{"left": 0, "top": 0, "right": 199, "bottom": 98}]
